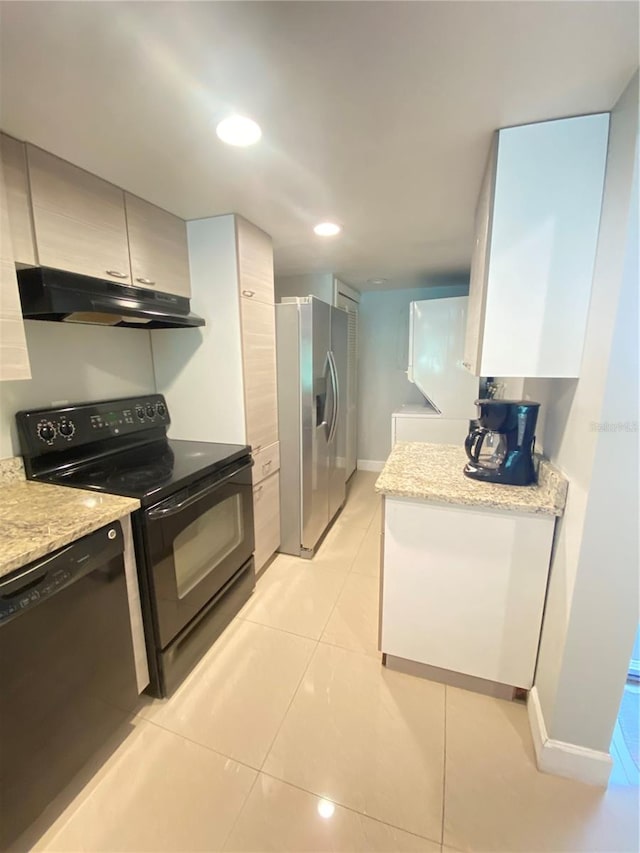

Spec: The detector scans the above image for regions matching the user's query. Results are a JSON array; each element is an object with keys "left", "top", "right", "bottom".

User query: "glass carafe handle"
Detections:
[{"left": 464, "top": 427, "right": 486, "bottom": 462}]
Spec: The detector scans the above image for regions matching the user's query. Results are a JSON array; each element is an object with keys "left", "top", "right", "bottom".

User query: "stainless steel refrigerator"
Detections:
[{"left": 276, "top": 297, "right": 348, "bottom": 558}]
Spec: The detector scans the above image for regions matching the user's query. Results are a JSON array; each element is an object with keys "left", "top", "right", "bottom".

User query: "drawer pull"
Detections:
[
  {"left": 106, "top": 270, "right": 128, "bottom": 279},
  {"left": 136, "top": 277, "right": 156, "bottom": 286},
  {"left": 253, "top": 445, "right": 262, "bottom": 454},
  {"left": 262, "top": 460, "right": 272, "bottom": 473},
  {"left": 242, "top": 289, "right": 256, "bottom": 298},
  {"left": 254, "top": 485, "right": 264, "bottom": 500}
]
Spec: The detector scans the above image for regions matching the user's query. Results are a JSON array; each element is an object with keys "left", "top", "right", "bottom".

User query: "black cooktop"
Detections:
[{"left": 49, "top": 439, "right": 251, "bottom": 507}]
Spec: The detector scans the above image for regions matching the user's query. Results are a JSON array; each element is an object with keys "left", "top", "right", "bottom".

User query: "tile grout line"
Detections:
[
  {"left": 255, "top": 479, "right": 377, "bottom": 776},
  {"left": 258, "top": 767, "right": 444, "bottom": 849},
  {"left": 256, "top": 634, "right": 321, "bottom": 774},
  {"left": 218, "top": 767, "right": 261, "bottom": 852}
]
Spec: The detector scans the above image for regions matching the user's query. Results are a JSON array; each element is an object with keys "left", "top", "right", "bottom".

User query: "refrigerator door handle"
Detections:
[
  {"left": 328, "top": 349, "right": 340, "bottom": 444},
  {"left": 322, "top": 351, "right": 334, "bottom": 441}
]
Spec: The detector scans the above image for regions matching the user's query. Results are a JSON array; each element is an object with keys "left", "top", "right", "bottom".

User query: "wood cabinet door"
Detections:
[
  {"left": 236, "top": 216, "right": 274, "bottom": 304},
  {"left": 463, "top": 135, "right": 497, "bottom": 376},
  {"left": 253, "top": 471, "right": 280, "bottom": 573},
  {"left": 27, "top": 146, "right": 131, "bottom": 284},
  {"left": 125, "top": 193, "right": 191, "bottom": 297},
  {"left": 0, "top": 135, "right": 36, "bottom": 266},
  {"left": 0, "top": 157, "right": 31, "bottom": 381},
  {"left": 240, "top": 296, "right": 279, "bottom": 453}
]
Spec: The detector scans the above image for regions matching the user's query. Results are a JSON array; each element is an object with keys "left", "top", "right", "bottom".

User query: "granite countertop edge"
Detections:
[
  {"left": 375, "top": 442, "right": 568, "bottom": 518},
  {"left": 0, "top": 480, "right": 140, "bottom": 578}
]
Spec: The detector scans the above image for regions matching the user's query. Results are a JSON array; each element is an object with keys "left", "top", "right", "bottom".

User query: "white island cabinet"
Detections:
[{"left": 377, "top": 442, "right": 567, "bottom": 691}]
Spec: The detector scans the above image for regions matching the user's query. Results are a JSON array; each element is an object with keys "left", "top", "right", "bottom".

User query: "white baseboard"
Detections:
[
  {"left": 356, "top": 459, "right": 385, "bottom": 473},
  {"left": 527, "top": 686, "right": 612, "bottom": 787}
]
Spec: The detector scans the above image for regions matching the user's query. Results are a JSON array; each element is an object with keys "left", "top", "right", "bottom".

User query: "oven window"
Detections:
[{"left": 173, "top": 493, "right": 244, "bottom": 599}]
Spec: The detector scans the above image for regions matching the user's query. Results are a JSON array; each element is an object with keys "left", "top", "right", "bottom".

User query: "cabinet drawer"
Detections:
[
  {"left": 27, "top": 146, "right": 131, "bottom": 284},
  {"left": 253, "top": 471, "right": 280, "bottom": 573},
  {"left": 241, "top": 297, "right": 279, "bottom": 452},
  {"left": 236, "top": 217, "right": 274, "bottom": 304},
  {"left": 125, "top": 193, "right": 191, "bottom": 298},
  {"left": 252, "top": 441, "right": 280, "bottom": 486}
]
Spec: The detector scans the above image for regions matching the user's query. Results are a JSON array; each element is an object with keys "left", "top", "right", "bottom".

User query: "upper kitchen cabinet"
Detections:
[
  {"left": 0, "top": 135, "right": 36, "bottom": 266},
  {"left": 236, "top": 216, "right": 274, "bottom": 304},
  {"left": 463, "top": 113, "right": 610, "bottom": 378},
  {"left": 26, "top": 145, "right": 132, "bottom": 285},
  {"left": 124, "top": 193, "right": 191, "bottom": 297},
  {"left": 0, "top": 154, "right": 31, "bottom": 381}
]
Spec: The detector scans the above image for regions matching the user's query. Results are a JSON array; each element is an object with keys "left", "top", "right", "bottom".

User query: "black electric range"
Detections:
[{"left": 17, "top": 395, "right": 256, "bottom": 697}]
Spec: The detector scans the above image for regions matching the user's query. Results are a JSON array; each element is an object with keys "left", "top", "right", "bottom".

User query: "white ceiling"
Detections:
[{"left": 0, "top": 1, "right": 637, "bottom": 291}]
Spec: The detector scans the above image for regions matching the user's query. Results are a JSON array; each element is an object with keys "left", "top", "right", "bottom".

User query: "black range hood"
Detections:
[{"left": 17, "top": 267, "right": 205, "bottom": 329}]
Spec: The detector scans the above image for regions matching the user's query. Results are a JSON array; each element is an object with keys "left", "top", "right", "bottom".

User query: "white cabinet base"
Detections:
[{"left": 381, "top": 496, "right": 555, "bottom": 689}]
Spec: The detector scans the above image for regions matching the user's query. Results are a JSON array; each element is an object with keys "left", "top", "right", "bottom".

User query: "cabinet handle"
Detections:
[
  {"left": 252, "top": 445, "right": 262, "bottom": 454},
  {"left": 262, "top": 460, "right": 272, "bottom": 473},
  {"left": 254, "top": 485, "right": 264, "bottom": 499},
  {"left": 242, "top": 289, "right": 255, "bottom": 298},
  {"left": 106, "top": 270, "right": 128, "bottom": 279},
  {"left": 136, "top": 277, "right": 156, "bottom": 286}
]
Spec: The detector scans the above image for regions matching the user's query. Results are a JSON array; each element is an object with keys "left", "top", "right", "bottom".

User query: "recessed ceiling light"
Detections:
[
  {"left": 368, "top": 278, "right": 388, "bottom": 285},
  {"left": 215, "top": 114, "right": 262, "bottom": 147},
  {"left": 313, "top": 222, "right": 341, "bottom": 237}
]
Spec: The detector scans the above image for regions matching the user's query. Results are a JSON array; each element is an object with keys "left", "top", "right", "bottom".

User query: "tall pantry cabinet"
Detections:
[{"left": 152, "top": 214, "right": 280, "bottom": 574}]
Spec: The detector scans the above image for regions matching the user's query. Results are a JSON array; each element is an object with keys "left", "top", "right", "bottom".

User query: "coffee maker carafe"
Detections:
[{"left": 464, "top": 400, "right": 540, "bottom": 486}]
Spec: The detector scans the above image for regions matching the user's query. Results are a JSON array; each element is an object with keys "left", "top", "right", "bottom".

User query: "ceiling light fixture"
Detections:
[
  {"left": 368, "top": 278, "right": 388, "bottom": 285},
  {"left": 313, "top": 222, "right": 341, "bottom": 237},
  {"left": 215, "top": 114, "right": 262, "bottom": 147}
]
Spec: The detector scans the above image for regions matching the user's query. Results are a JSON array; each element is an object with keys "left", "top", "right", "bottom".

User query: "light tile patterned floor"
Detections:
[{"left": 20, "top": 472, "right": 640, "bottom": 852}]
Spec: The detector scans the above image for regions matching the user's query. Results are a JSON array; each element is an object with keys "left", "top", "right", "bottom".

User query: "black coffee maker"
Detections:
[{"left": 464, "top": 400, "right": 540, "bottom": 486}]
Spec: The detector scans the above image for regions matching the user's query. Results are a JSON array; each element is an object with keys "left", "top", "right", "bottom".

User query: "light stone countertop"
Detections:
[
  {"left": 0, "top": 479, "right": 140, "bottom": 578},
  {"left": 375, "top": 441, "right": 568, "bottom": 517}
]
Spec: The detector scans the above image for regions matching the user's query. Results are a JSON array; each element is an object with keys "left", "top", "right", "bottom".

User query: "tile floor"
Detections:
[{"left": 21, "top": 472, "right": 640, "bottom": 852}]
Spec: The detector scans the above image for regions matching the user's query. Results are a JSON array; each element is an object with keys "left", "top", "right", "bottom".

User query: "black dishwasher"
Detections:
[{"left": 0, "top": 522, "right": 139, "bottom": 849}]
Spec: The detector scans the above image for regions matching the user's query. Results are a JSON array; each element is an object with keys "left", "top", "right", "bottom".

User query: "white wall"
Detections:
[
  {"left": 0, "top": 321, "right": 156, "bottom": 457},
  {"left": 526, "top": 71, "right": 639, "bottom": 761},
  {"left": 152, "top": 215, "right": 246, "bottom": 444},
  {"left": 357, "top": 280, "right": 469, "bottom": 465},
  {"left": 275, "top": 273, "right": 334, "bottom": 304}
]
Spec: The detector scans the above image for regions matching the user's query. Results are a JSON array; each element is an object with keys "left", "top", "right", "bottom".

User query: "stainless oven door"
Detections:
[{"left": 144, "top": 457, "right": 254, "bottom": 649}]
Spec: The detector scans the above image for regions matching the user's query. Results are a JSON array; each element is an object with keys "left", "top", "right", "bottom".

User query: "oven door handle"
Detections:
[{"left": 146, "top": 462, "right": 251, "bottom": 520}]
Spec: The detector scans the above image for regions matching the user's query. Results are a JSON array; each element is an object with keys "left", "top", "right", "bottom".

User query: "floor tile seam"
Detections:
[
  {"left": 136, "top": 714, "right": 264, "bottom": 775},
  {"left": 316, "top": 635, "right": 381, "bottom": 660},
  {"left": 235, "top": 614, "right": 325, "bottom": 643},
  {"left": 257, "top": 636, "right": 322, "bottom": 774},
  {"left": 257, "top": 767, "right": 444, "bottom": 848},
  {"left": 316, "top": 564, "right": 352, "bottom": 641},
  {"left": 218, "top": 766, "right": 262, "bottom": 852}
]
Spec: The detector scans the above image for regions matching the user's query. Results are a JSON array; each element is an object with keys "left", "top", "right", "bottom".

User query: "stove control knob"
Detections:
[
  {"left": 145, "top": 404, "right": 155, "bottom": 418},
  {"left": 156, "top": 402, "right": 166, "bottom": 418},
  {"left": 59, "top": 420, "right": 75, "bottom": 439},
  {"left": 37, "top": 421, "right": 56, "bottom": 443},
  {"left": 136, "top": 406, "right": 145, "bottom": 421}
]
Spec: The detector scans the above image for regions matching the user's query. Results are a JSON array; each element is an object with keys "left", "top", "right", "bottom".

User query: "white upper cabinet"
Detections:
[
  {"left": 464, "top": 113, "right": 610, "bottom": 378},
  {"left": 125, "top": 193, "right": 191, "bottom": 297},
  {"left": 27, "top": 145, "right": 133, "bottom": 285}
]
